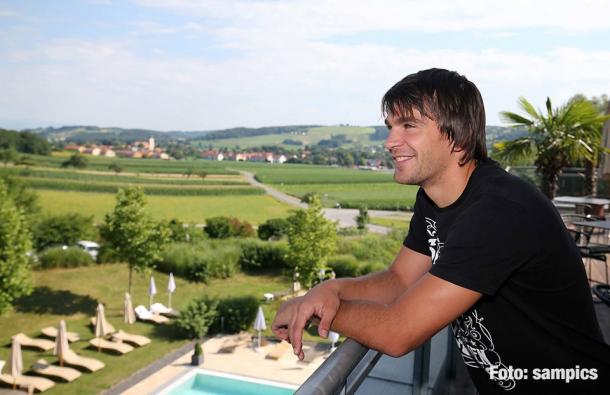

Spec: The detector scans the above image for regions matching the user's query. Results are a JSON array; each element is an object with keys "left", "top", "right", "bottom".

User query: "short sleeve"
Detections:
[
  {"left": 429, "top": 197, "right": 538, "bottom": 296},
  {"left": 404, "top": 191, "right": 431, "bottom": 257}
]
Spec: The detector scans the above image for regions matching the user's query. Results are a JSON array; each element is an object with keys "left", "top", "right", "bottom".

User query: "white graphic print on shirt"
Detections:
[
  {"left": 424, "top": 218, "right": 514, "bottom": 390},
  {"left": 453, "top": 309, "right": 516, "bottom": 391},
  {"left": 425, "top": 217, "right": 443, "bottom": 265}
]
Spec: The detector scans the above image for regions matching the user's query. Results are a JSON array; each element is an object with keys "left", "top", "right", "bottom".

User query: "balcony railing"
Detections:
[{"left": 295, "top": 326, "right": 475, "bottom": 395}]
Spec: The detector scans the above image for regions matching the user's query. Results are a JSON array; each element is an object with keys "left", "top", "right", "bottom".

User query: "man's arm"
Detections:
[
  {"left": 288, "top": 273, "right": 481, "bottom": 359},
  {"left": 331, "top": 246, "right": 432, "bottom": 304}
]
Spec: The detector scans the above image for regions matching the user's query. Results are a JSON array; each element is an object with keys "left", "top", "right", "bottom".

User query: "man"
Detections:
[{"left": 272, "top": 68, "right": 610, "bottom": 393}]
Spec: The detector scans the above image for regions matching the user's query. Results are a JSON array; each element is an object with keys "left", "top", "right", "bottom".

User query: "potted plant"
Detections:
[{"left": 191, "top": 341, "right": 204, "bottom": 366}]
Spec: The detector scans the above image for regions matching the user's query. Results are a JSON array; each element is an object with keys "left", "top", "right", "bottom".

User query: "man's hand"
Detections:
[{"left": 271, "top": 281, "right": 340, "bottom": 360}]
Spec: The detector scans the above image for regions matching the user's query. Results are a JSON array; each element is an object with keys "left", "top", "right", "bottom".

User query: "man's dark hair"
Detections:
[{"left": 382, "top": 68, "right": 487, "bottom": 165}]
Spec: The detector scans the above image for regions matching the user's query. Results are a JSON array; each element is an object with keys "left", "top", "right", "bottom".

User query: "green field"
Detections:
[
  {"left": 276, "top": 183, "right": 418, "bottom": 210},
  {"left": 36, "top": 190, "right": 295, "bottom": 224},
  {"left": 0, "top": 264, "right": 292, "bottom": 395},
  {"left": 194, "top": 126, "right": 381, "bottom": 149}
]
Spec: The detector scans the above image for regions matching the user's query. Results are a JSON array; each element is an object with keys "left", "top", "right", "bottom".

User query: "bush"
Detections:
[
  {"left": 327, "top": 255, "right": 361, "bottom": 277},
  {"left": 33, "top": 213, "right": 96, "bottom": 251},
  {"left": 158, "top": 241, "right": 241, "bottom": 282},
  {"left": 61, "top": 154, "right": 87, "bottom": 169},
  {"left": 360, "top": 261, "right": 386, "bottom": 275},
  {"left": 176, "top": 296, "right": 219, "bottom": 339},
  {"left": 204, "top": 217, "right": 255, "bottom": 239},
  {"left": 210, "top": 296, "right": 259, "bottom": 334},
  {"left": 238, "top": 240, "right": 289, "bottom": 273},
  {"left": 257, "top": 218, "right": 289, "bottom": 240},
  {"left": 38, "top": 247, "right": 93, "bottom": 269}
]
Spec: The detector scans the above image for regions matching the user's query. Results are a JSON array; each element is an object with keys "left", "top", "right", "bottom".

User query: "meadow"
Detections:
[{"left": 36, "top": 190, "right": 295, "bottom": 224}]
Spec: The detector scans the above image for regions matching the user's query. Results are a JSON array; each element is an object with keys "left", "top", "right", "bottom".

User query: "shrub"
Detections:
[
  {"left": 158, "top": 241, "right": 241, "bottom": 282},
  {"left": 176, "top": 296, "right": 219, "bottom": 339},
  {"left": 61, "top": 154, "right": 87, "bottom": 169},
  {"left": 210, "top": 296, "right": 259, "bottom": 334},
  {"left": 205, "top": 217, "right": 255, "bottom": 239},
  {"left": 238, "top": 240, "right": 288, "bottom": 272},
  {"left": 38, "top": 247, "right": 93, "bottom": 269},
  {"left": 204, "top": 217, "right": 232, "bottom": 239},
  {"left": 327, "top": 255, "right": 361, "bottom": 277},
  {"left": 257, "top": 218, "right": 289, "bottom": 240},
  {"left": 360, "top": 261, "right": 386, "bottom": 275}
]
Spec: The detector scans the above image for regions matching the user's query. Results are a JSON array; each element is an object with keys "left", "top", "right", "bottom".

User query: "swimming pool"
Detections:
[{"left": 158, "top": 369, "right": 298, "bottom": 395}]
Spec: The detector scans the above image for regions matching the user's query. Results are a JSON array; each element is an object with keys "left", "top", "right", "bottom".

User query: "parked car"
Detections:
[{"left": 77, "top": 240, "right": 100, "bottom": 260}]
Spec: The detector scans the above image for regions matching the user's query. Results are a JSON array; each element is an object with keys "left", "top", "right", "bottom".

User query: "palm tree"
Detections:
[{"left": 494, "top": 97, "right": 609, "bottom": 200}]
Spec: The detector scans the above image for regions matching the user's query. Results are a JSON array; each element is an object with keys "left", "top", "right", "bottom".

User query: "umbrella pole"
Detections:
[
  {"left": 168, "top": 292, "right": 172, "bottom": 309},
  {"left": 149, "top": 295, "right": 153, "bottom": 310},
  {"left": 258, "top": 331, "right": 261, "bottom": 348}
]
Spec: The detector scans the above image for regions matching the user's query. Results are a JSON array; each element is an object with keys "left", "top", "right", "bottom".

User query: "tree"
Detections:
[
  {"left": 356, "top": 207, "right": 370, "bottom": 230},
  {"left": 257, "top": 218, "right": 289, "bottom": 240},
  {"left": 0, "top": 148, "right": 18, "bottom": 166},
  {"left": 61, "top": 154, "right": 88, "bottom": 169},
  {"left": 100, "top": 187, "right": 170, "bottom": 294},
  {"left": 0, "top": 176, "right": 40, "bottom": 224},
  {"left": 286, "top": 195, "right": 337, "bottom": 287},
  {"left": 33, "top": 213, "right": 96, "bottom": 251},
  {"left": 108, "top": 162, "right": 123, "bottom": 173},
  {"left": 0, "top": 180, "right": 33, "bottom": 314},
  {"left": 495, "top": 97, "right": 609, "bottom": 199}
]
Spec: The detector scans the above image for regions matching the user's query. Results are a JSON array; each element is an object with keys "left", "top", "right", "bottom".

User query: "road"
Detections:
[{"left": 240, "top": 171, "right": 412, "bottom": 235}]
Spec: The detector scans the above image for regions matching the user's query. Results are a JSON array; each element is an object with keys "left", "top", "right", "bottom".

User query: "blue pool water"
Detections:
[{"left": 165, "top": 371, "right": 296, "bottom": 395}]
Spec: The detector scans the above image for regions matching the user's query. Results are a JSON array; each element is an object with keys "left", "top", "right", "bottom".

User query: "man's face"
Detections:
[{"left": 384, "top": 108, "right": 455, "bottom": 187}]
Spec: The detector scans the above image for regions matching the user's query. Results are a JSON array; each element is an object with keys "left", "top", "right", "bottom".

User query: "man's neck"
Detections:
[{"left": 422, "top": 160, "right": 478, "bottom": 208}]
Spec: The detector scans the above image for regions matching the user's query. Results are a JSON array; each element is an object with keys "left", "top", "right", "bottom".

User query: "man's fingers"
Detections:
[
  {"left": 289, "top": 305, "right": 313, "bottom": 357},
  {"left": 317, "top": 309, "right": 335, "bottom": 338}
]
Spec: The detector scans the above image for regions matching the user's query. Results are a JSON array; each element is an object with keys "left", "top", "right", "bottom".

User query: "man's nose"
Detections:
[{"left": 385, "top": 128, "right": 399, "bottom": 152}]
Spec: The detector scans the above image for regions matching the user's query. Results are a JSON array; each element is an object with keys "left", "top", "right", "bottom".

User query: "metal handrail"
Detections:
[{"left": 295, "top": 338, "right": 381, "bottom": 395}]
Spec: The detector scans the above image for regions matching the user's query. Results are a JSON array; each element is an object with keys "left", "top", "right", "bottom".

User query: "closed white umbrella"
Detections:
[
  {"left": 54, "top": 320, "right": 70, "bottom": 366},
  {"left": 328, "top": 331, "right": 340, "bottom": 351},
  {"left": 95, "top": 303, "right": 112, "bottom": 339},
  {"left": 124, "top": 293, "right": 136, "bottom": 324},
  {"left": 167, "top": 273, "right": 176, "bottom": 309},
  {"left": 253, "top": 306, "right": 266, "bottom": 348},
  {"left": 149, "top": 276, "right": 157, "bottom": 310},
  {"left": 8, "top": 336, "right": 23, "bottom": 389}
]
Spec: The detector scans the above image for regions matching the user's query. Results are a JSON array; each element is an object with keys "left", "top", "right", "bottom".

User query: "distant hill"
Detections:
[{"left": 21, "top": 124, "right": 527, "bottom": 149}]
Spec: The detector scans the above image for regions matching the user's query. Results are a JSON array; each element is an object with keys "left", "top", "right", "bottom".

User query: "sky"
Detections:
[{"left": 1, "top": 0, "right": 609, "bottom": 131}]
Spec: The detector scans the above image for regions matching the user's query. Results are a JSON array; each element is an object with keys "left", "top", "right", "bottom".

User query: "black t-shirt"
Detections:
[{"left": 404, "top": 158, "right": 610, "bottom": 394}]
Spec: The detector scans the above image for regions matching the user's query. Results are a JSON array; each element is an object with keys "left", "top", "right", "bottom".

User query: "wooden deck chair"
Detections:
[
  {"left": 0, "top": 373, "right": 55, "bottom": 392},
  {"left": 12, "top": 334, "right": 54, "bottom": 352},
  {"left": 31, "top": 359, "right": 81, "bottom": 382},
  {"left": 134, "top": 305, "right": 169, "bottom": 324},
  {"left": 88, "top": 338, "right": 134, "bottom": 355},
  {"left": 265, "top": 340, "right": 291, "bottom": 360},
  {"left": 111, "top": 330, "right": 151, "bottom": 347},
  {"left": 61, "top": 349, "right": 105, "bottom": 372},
  {"left": 40, "top": 327, "right": 80, "bottom": 343},
  {"left": 89, "top": 317, "right": 116, "bottom": 334},
  {"left": 150, "top": 303, "right": 180, "bottom": 318},
  {"left": 217, "top": 334, "right": 251, "bottom": 353}
]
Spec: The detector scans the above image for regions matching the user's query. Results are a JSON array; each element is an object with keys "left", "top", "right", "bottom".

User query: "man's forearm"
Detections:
[{"left": 327, "top": 269, "right": 407, "bottom": 305}]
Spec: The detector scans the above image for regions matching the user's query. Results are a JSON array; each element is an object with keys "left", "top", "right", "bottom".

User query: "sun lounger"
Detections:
[
  {"left": 12, "top": 333, "right": 54, "bottom": 352},
  {"left": 90, "top": 317, "right": 116, "bottom": 334},
  {"left": 40, "top": 327, "right": 80, "bottom": 343},
  {"left": 61, "top": 349, "right": 105, "bottom": 372},
  {"left": 0, "top": 373, "right": 55, "bottom": 392},
  {"left": 31, "top": 359, "right": 81, "bottom": 382},
  {"left": 265, "top": 340, "right": 292, "bottom": 360},
  {"left": 111, "top": 330, "right": 151, "bottom": 347},
  {"left": 217, "top": 333, "right": 252, "bottom": 353},
  {"left": 150, "top": 302, "right": 180, "bottom": 318},
  {"left": 88, "top": 338, "right": 134, "bottom": 355},
  {"left": 134, "top": 305, "right": 169, "bottom": 324}
]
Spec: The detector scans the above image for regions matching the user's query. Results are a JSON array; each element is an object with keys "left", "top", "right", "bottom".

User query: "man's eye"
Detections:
[{"left": 403, "top": 123, "right": 413, "bottom": 128}]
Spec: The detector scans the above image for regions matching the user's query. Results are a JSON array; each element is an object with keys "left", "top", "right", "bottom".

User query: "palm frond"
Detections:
[
  {"left": 499, "top": 111, "right": 533, "bottom": 126},
  {"left": 518, "top": 97, "right": 540, "bottom": 120}
]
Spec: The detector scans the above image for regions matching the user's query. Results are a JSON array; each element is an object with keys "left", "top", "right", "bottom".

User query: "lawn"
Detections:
[
  {"left": 36, "top": 190, "right": 296, "bottom": 224},
  {"left": 0, "top": 264, "right": 293, "bottom": 395}
]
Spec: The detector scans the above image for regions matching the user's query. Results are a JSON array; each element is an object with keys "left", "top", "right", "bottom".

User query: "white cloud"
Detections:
[{"left": 2, "top": 35, "right": 609, "bottom": 130}]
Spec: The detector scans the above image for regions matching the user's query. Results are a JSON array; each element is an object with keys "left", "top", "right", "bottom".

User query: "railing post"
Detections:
[{"left": 412, "top": 339, "right": 431, "bottom": 395}]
